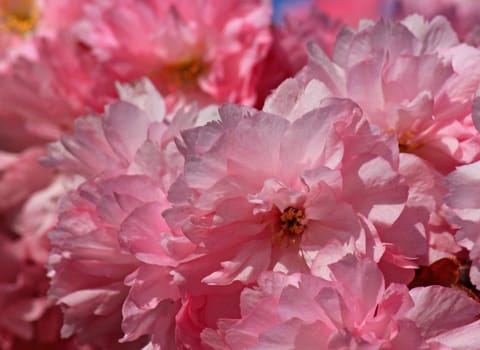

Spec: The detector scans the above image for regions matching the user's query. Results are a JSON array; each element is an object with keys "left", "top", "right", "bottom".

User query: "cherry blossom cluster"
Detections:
[{"left": 1, "top": 0, "right": 480, "bottom": 349}]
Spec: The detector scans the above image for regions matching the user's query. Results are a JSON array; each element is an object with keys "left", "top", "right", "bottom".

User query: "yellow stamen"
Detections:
[
  {"left": 271, "top": 207, "right": 306, "bottom": 247},
  {"left": 156, "top": 56, "right": 207, "bottom": 92},
  {"left": 386, "top": 129, "right": 421, "bottom": 153},
  {"left": 0, "top": 0, "right": 38, "bottom": 35}
]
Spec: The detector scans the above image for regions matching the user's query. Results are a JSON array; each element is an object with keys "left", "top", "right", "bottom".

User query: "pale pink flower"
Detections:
[
  {"left": 203, "top": 255, "right": 480, "bottom": 350},
  {"left": 397, "top": 0, "right": 480, "bottom": 41},
  {"left": 74, "top": 0, "right": 272, "bottom": 108},
  {"left": 265, "top": 78, "right": 463, "bottom": 282},
  {"left": 44, "top": 80, "right": 216, "bottom": 348},
  {"left": 43, "top": 78, "right": 207, "bottom": 191},
  {"left": 48, "top": 176, "right": 157, "bottom": 349},
  {"left": 398, "top": 154, "right": 462, "bottom": 266},
  {"left": 165, "top": 98, "right": 412, "bottom": 291},
  {"left": 117, "top": 192, "right": 196, "bottom": 348},
  {"left": 43, "top": 82, "right": 170, "bottom": 347},
  {"left": 292, "top": 15, "right": 480, "bottom": 174},
  {"left": 445, "top": 161, "right": 480, "bottom": 289}
]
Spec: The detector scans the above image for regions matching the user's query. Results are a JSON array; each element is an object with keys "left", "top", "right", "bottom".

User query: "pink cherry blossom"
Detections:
[
  {"left": 0, "top": 0, "right": 271, "bottom": 146},
  {"left": 292, "top": 15, "right": 480, "bottom": 174},
  {"left": 0, "top": 0, "right": 87, "bottom": 67},
  {"left": 44, "top": 80, "right": 218, "bottom": 348},
  {"left": 397, "top": 0, "right": 480, "bottom": 42},
  {"left": 263, "top": 90, "right": 460, "bottom": 283},
  {"left": 42, "top": 81, "right": 170, "bottom": 347},
  {"left": 0, "top": 35, "right": 118, "bottom": 145},
  {"left": 398, "top": 153, "right": 462, "bottom": 267},
  {"left": 445, "top": 161, "right": 480, "bottom": 289},
  {"left": 117, "top": 193, "right": 195, "bottom": 348},
  {"left": 47, "top": 176, "right": 150, "bottom": 349},
  {"left": 43, "top": 78, "right": 209, "bottom": 191},
  {"left": 0, "top": 0, "right": 122, "bottom": 146},
  {"left": 3, "top": 4, "right": 479, "bottom": 348},
  {"left": 74, "top": 0, "right": 272, "bottom": 108},
  {"left": 203, "top": 255, "right": 480, "bottom": 350},
  {"left": 165, "top": 97, "right": 415, "bottom": 291}
]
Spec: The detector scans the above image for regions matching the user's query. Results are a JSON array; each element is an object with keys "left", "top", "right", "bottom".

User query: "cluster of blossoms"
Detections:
[{"left": 2, "top": 0, "right": 480, "bottom": 349}]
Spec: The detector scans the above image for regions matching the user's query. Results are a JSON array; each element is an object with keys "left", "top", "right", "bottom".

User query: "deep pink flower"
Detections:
[
  {"left": 0, "top": 35, "right": 118, "bottom": 145},
  {"left": 165, "top": 98, "right": 411, "bottom": 291},
  {"left": 0, "top": 228, "right": 90, "bottom": 350},
  {"left": 0, "top": 0, "right": 87, "bottom": 67},
  {"left": 314, "top": 0, "right": 384, "bottom": 27},
  {"left": 0, "top": 0, "right": 270, "bottom": 146},
  {"left": 74, "top": 0, "right": 272, "bottom": 108},
  {"left": 0, "top": 0, "right": 122, "bottom": 147},
  {"left": 292, "top": 15, "right": 480, "bottom": 174},
  {"left": 203, "top": 255, "right": 480, "bottom": 349},
  {"left": 255, "top": 7, "right": 342, "bottom": 107},
  {"left": 0, "top": 234, "right": 49, "bottom": 348},
  {"left": 173, "top": 284, "right": 244, "bottom": 349},
  {"left": 0, "top": 147, "right": 53, "bottom": 212}
]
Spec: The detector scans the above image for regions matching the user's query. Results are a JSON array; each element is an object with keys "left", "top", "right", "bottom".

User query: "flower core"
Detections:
[
  {"left": 159, "top": 56, "right": 207, "bottom": 91},
  {"left": 272, "top": 207, "right": 306, "bottom": 247},
  {"left": 387, "top": 129, "right": 421, "bottom": 153},
  {"left": 0, "top": 0, "right": 38, "bottom": 34}
]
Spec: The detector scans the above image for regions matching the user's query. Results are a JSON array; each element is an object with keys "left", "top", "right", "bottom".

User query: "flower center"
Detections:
[
  {"left": 157, "top": 56, "right": 207, "bottom": 92},
  {"left": 387, "top": 129, "right": 421, "bottom": 153},
  {"left": 272, "top": 207, "right": 306, "bottom": 247},
  {"left": 0, "top": 0, "right": 38, "bottom": 35},
  {"left": 397, "top": 131, "right": 421, "bottom": 153}
]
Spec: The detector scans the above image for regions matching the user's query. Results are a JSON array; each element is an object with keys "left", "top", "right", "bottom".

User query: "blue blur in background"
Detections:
[
  {"left": 273, "top": 0, "right": 311, "bottom": 23},
  {"left": 273, "top": 0, "right": 399, "bottom": 23}
]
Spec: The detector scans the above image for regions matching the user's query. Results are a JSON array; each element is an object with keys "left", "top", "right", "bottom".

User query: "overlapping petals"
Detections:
[
  {"left": 0, "top": 4, "right": 479, "bottom": 349},
  {"left": 74, "top": 0, "right": 272, "bottom": 108},
  {"left": 293, "top": 15, "right": 480, "bottom": 174},
  {"left": 397, "top": 0, "right": 480, "bottom": 42},
  {"left": 165, "top": 97, "right": 416, "bottom": 289},
  {"left": 44, "top": 80, "right": 216, "bottom": 348},
  {"left": 203, "top": 255, "right": 480, "bottom": 350},
  {"left": 445, "top": 161, "right": 480, "bottom": 289}
]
